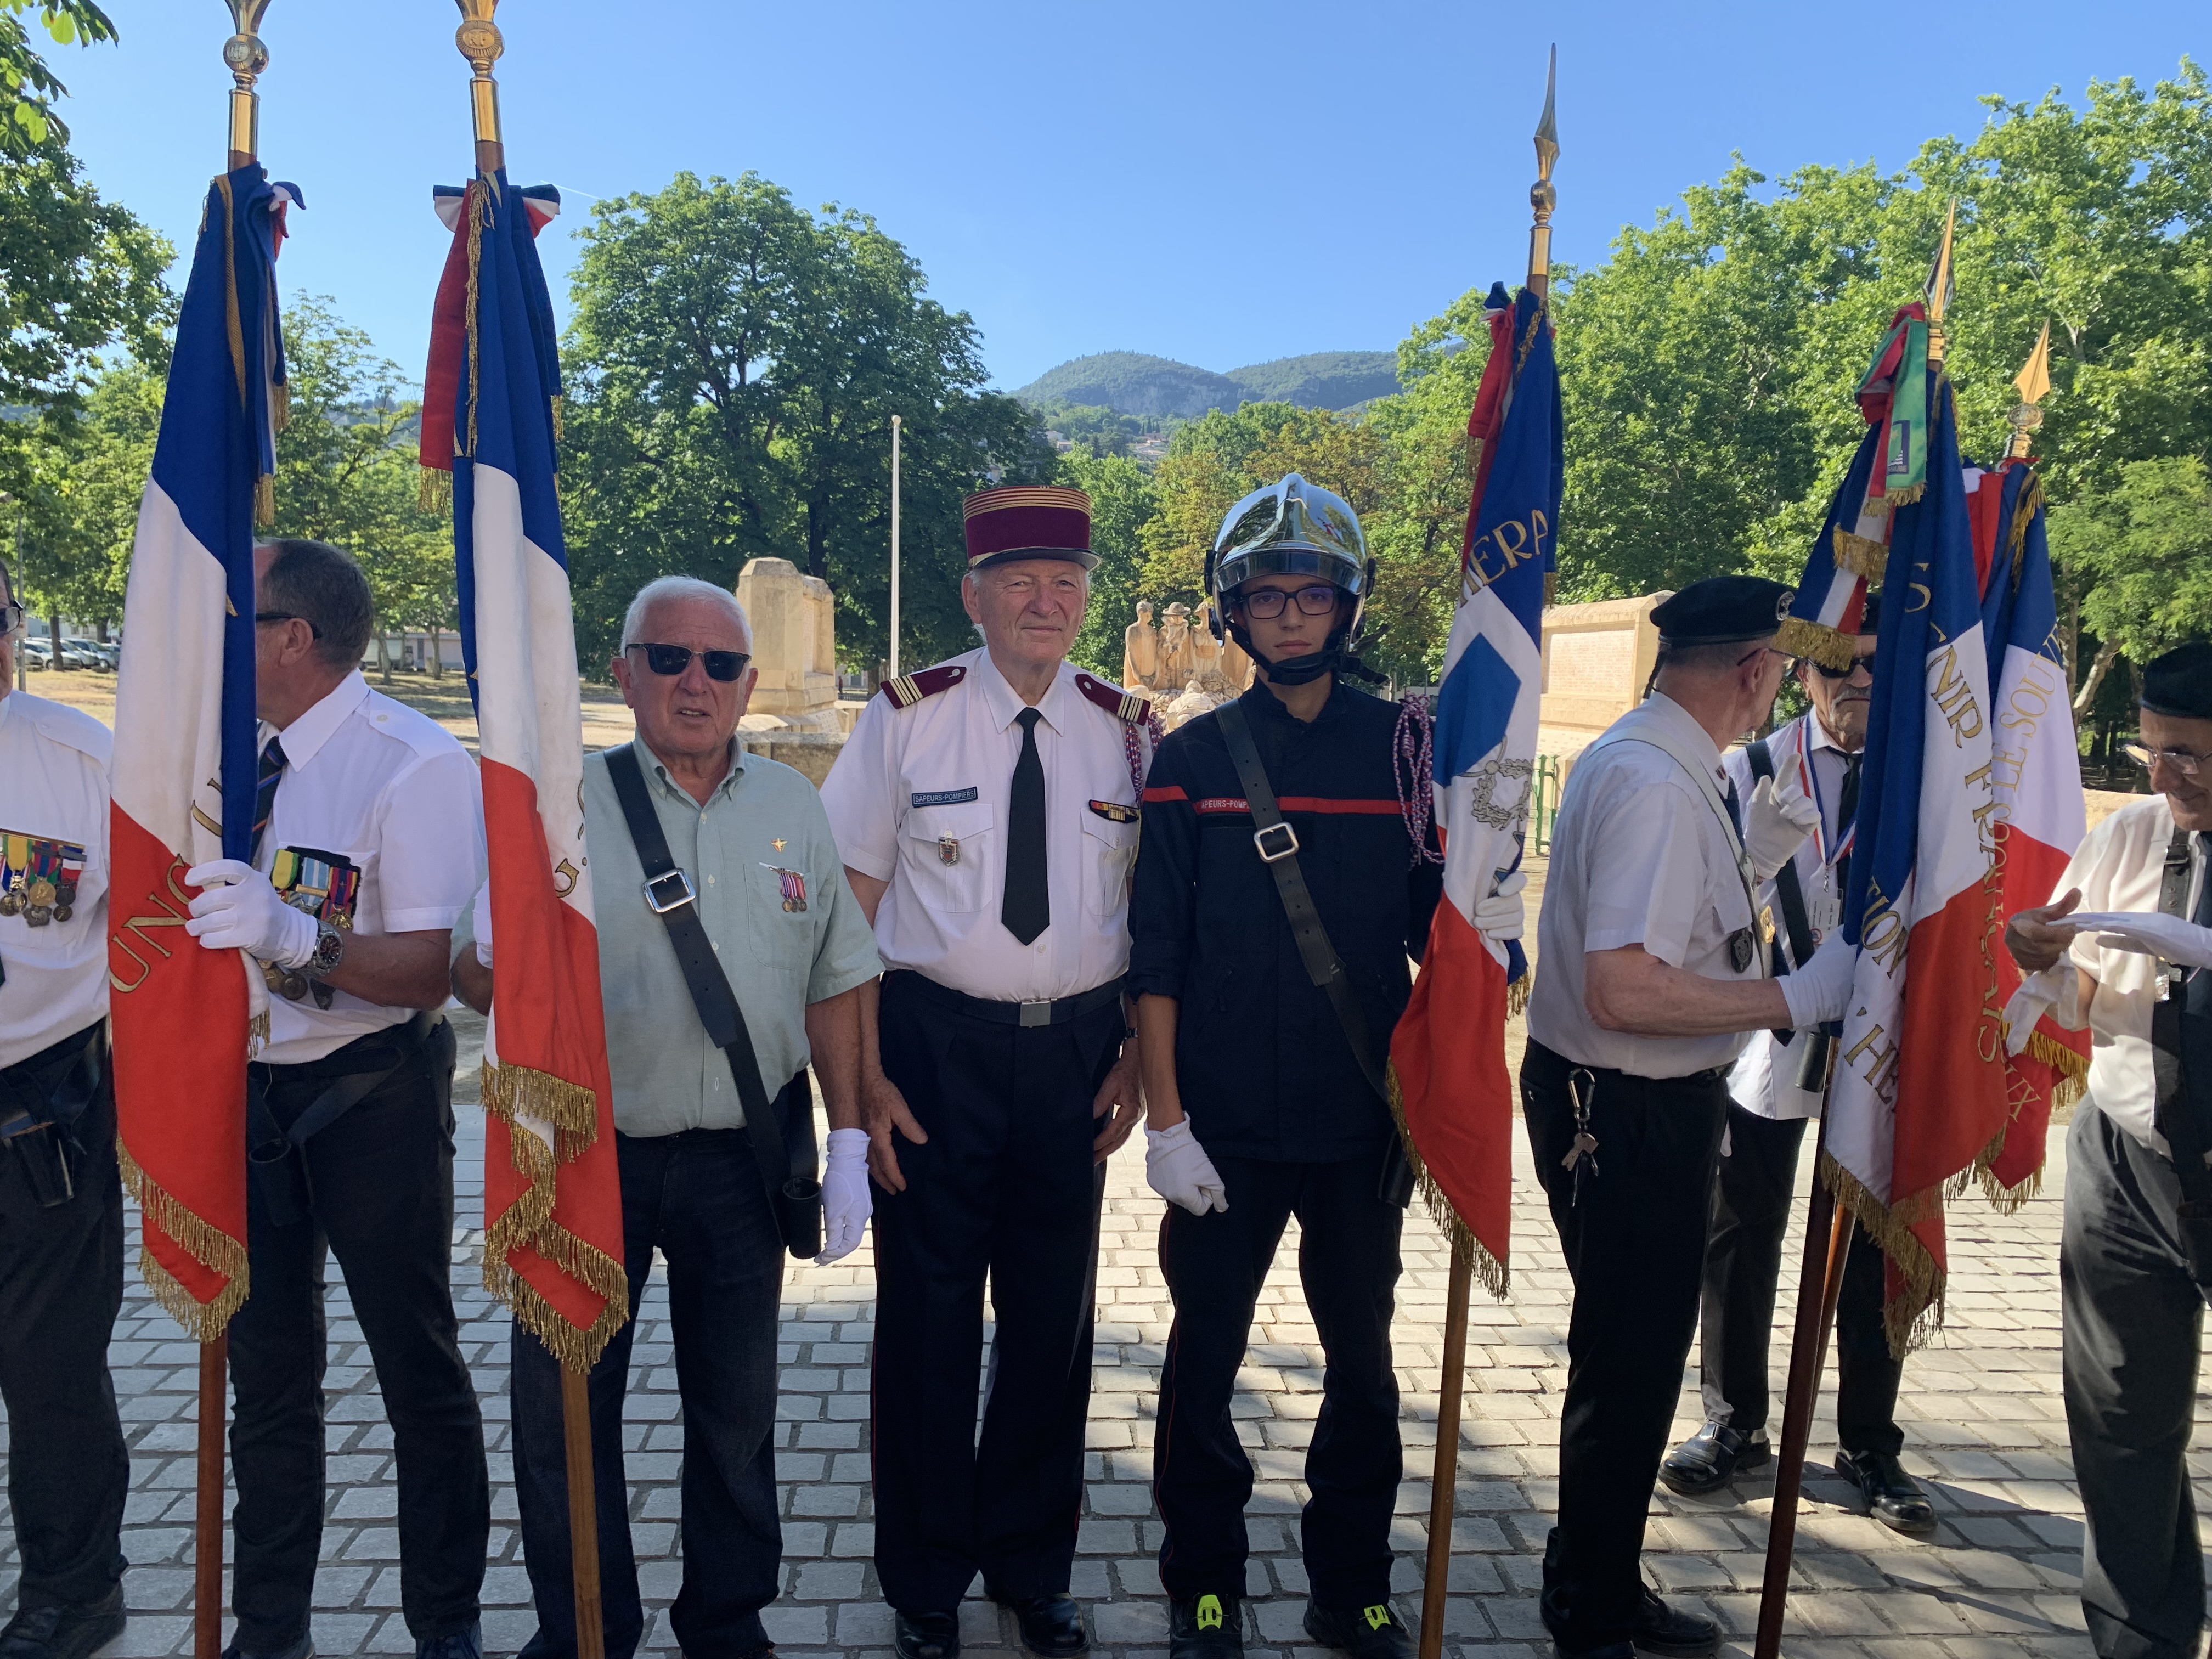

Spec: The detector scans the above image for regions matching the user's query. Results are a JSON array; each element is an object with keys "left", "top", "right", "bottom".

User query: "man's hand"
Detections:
[
  {"left": 1743, "top": 770, "right": 1821, "bottom": 882},
  {"left": 2078, "top": 911, "right": 2212, "bottom": 971},
  {"left": 1146, "top": 1119, "right": 1227, "bottom": 1215},
  {"left": 184, "top": 859, "right": 317, "bottom": 966},
  {"left": 2005, "top": 888, "right": 2082, "bottom": 974},
  {"left": 1780, "top": 930, "right": 1859, "bottom": 1028},
  {"left": 1474, "top": 870, "right": 1528, "bottom": 943},
  {"left": 1091, "top": 1041, "right": 1144, "bottom": 1165},
  {"left": 816, "top": 1127, "right": 872, "bottom": 1264},
  {"left": 864, "top": 1070, "right": 926, "bottom": 1194}
]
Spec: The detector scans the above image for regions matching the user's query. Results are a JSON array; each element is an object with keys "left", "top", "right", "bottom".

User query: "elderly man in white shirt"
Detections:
[{"left": 2006, "top": 638, "right": 2212, "bottom": 1659}]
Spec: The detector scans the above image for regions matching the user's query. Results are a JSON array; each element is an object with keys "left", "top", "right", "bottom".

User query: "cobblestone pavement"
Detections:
[{"left": 17, "top": 1007, "right": 2203, "bottom": 1659}]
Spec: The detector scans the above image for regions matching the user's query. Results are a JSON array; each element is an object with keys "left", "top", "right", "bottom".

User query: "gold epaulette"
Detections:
[
  {"left": 1073, "top": 672, "right": 1153, "bottom": 725},
  {"left": 878, "top": 662, "right": 968, "bottom": 710}
]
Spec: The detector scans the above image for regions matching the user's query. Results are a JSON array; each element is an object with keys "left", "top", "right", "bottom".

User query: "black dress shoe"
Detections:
[
  {"left": 1658, "top": 1420, "right": 1769, "bottom": 1497},
  {"left": 220, "top": 1637, "right": 312, "bottom": 1659},
  {"left": 995, "top": 1594, "right": 1087, "bottom": 1658},
  {"left": 1834, "top": 1448, "right": 1936, "bottom": 1534},
  {"left": 1630, "top": 1588, "right": 1720, "bottom": 1658},
  {"left": 1168, "top": 1594, "right": 1242, "bottom": 1659},
  {"left": 1302, "top": 1599, "right": 1413, "bottom": 1659},
  {"left": 894, "top": 1609, "right": 962, "bottom": 1659},
  {"left": 0, "top": 1588, "right": 126, "bottom": 1659}
]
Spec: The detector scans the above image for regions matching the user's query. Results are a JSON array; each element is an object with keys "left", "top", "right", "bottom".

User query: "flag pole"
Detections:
[
  {"left": 889, "top": 414, "right": 902, "bottom": 679},
  {"left": 2007, "top": 322, "right": 2051, "bottom": 461},
  {"left": 448, "top": 8, "right": 605, "bottom": 1658},
  {"left": 1418, "top": 50, "right": 1555, "bottom": 1659}
]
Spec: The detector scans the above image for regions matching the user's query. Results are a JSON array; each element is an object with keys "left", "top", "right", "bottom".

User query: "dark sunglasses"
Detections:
[
  {"left": 1809, "top": 652, "right": 1877, "bottom": 680},
  {"left": 255, "top": 610, "right": 324, "bottom": 639},
  {"left": 1239, "top": 585, "right": 1341, "bottom": 619},
  {"left": 627, "top": 641, "right": 752, "bottom": 682}
]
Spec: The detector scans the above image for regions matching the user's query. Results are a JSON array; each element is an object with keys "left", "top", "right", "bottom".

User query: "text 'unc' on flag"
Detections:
[
  {"left": 424, "top": 170, "right": 626, "bottom": 1370},
  {"left": 1388, "top": 283, "right": 1561, "bottom": 1297},
  {"left": 108, "top": 163, "right": 297, "bottom": 1339}
]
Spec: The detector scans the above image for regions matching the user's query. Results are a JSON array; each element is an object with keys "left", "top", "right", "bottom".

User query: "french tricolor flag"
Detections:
[
  {"left": 108, "top": 164, "right": 297, "bottom": 1339},
  {"left": 424, "top": 172, "right": 626, "bottom": 1370}
]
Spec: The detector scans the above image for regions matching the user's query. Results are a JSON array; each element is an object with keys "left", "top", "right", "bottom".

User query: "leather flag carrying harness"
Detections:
[
  {"left": 2151, "top": 828, "right": 2212, "bottom": 1288},
  {"left": 605, "top": 746, "right": 823, "bottom": 1259},
  {"left": 1213, "top": 696, "right": 1411, "bottom": 1206}
]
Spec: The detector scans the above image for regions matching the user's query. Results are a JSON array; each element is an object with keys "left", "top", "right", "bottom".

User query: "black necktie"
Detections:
[
  {"left": 1722, "top": 776, "right": 1743, "bottom": 839},
  {"left": 1002, "top": 708, "right": 1049, "bottom": 945},
  {"left": 249, "top": 735, "right": 289, "bottom": 864},
  {"left": 1837, "top": 751, "right": 1864, "bottom": 839}
]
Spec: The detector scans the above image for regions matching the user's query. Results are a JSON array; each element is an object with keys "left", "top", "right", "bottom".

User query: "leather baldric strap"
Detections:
[
  {"left": 606, "top": 744, "right": 821, "bottom": 1257},
  {"left": 1747, "top": 737, "right": 1816, "bottom": 1043},
  {"left": 2151, "top": 829, "right": 2212, "bottom": 1194}
]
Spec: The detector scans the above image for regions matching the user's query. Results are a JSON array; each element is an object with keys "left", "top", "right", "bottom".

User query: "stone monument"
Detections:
[
  {"left": 1537, "top": 591, "right": 1667, "bottom": 756},
  {"left": 735, "top": 556, "right": 840, "bottom": 736},
  {"left": 1122, "top": 599, "right": 1159, "bottom": 692},
  {"left": 1158, "top": 602, "right": 1198, "bottom": 691}
]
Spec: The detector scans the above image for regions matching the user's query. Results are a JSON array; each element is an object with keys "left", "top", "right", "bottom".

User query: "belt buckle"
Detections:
[
  {"left": 644, "top": 868, "right": 697, "bottom": 915},
  {"left": 1019, "top": 1001, "right": 1052, "bottom": 1029},
  {"left": 1252, "top": 821, "right": 1300, "bottom": 863}
]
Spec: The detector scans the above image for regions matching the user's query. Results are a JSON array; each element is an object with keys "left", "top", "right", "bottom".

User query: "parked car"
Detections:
[{"left": 65, "top": 638, "right": 118, "bottom": 669}]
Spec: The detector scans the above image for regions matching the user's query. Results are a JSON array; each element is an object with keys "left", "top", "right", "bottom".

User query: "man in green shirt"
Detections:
[{"left": 455, "top": 575, "right": 879, "bottom": 1659}]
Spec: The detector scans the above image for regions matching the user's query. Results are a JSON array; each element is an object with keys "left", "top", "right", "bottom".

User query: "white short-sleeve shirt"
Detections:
[
  {"left": 253, "top": 672, "right": 485, "bottom": 1064},
  {"left": 819, "top": 647, "right": 1151, "bottom": 1004},
  {"left": 1527, "top": 692, "right": 1763, "bottom": 1078},
  {"left": 0, "top": 691, "right": 111, "bottom": 1069}
]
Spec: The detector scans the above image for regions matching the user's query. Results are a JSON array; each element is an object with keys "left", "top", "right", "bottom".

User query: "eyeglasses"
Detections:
[
  {"left": 627, "top": 642, "right": 752, "bottom": 682},
  {"left": 1239, "top": 585, "right": 1341, "bottom": 619},
  {"left": 1810, "top": 652, "right": 1878, "bottom": 680},
  {"left": 2125, "top": 742, "right": 2208, "bottom": 780},
  {"left": 0, "top": 601, "right": 21, "bottom": 636},
  {"left": 255, "top": 610, "right": 324, "bottom": 639}
]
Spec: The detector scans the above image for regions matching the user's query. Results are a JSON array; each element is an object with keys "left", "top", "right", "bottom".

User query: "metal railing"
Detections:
[{"left": 1532, "top": 753, "right": 1566, "bottom": 855}]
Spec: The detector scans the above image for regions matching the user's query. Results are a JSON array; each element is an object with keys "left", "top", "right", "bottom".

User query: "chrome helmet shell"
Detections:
[{"left": 1205, "top": 472, "right": 1370, "bottom": 603}]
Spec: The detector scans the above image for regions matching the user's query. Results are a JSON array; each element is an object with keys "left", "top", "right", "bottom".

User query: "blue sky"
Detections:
[{"left": 57, "top": 1, "right": 2207, "bottom": 396}]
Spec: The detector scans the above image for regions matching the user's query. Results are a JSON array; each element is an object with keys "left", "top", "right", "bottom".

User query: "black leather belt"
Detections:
[
  {"left": 248, "top": 1009, "right": 443, "bottom": 1228},
  {"left": 890, "top": 969, "right": 1125, "bottom": 1029}
]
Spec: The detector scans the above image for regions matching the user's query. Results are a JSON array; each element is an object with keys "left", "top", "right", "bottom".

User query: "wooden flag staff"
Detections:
[{"left": 1416, "top": 49, "right": 1555, "bottom": 1659}]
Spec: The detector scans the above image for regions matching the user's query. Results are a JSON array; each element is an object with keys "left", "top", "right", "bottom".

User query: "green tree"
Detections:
[
  {"left": 2047, "top": 456, "right": 2212, "bottom": 712},
  {"left": 1057, "top": 448, "right": 1155, "bottom": 678},
  {"left": 0, "top": 2, "right": 114, "bottom": 156}
]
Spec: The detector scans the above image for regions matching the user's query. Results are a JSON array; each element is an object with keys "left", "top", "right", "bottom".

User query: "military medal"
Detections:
[
  {"left": 762, "top": 864, "right": 808, "bottom": 913},
  {"left": 1728, "top": 927, "right": 1756, "bottom": 974},
  {"left": 0, "top": 833, "right": 86, "bottom": 926},
  {"left": 938, "top": 836, "right": 960, "bottom": 867},
  {"left": 269, "top": 847, "right": 363, "bottom": 1007}
]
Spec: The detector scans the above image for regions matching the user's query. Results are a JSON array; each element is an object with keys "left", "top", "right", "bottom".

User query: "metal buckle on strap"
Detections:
[
  {"left": 644, "top": 868, "right": 697, "bottom": 915},
  {"left": 1253, "top": 821, "right": 1300, "bottom": 863},
  {"left": 1019, "top": 1001, "right": 1052, "bottom": 1029}
]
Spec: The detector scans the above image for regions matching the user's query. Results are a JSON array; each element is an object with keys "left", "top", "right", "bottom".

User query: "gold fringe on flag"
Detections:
[
  {"left": 1507, "top": 970, "right": 1531, "bottom": 1019},
  {"left": 1831, "top": 527, "right": 1890, "bottom": 579},
  {"left": 1884, "top": 482, "right": 1927, "bottom": 507},
  {"left": 549, "top": 394, "right": 563, "bottom": 445},
  {"left": 1819, "top": 1148, "right": 1945, "bottom": 1359},
  {"left": 2028, "top": 1027, "right": 2088, "bottom": 1107},
  {"left": 420, "top": 467, "right": 453, "bottom": 515},
  {"left": 463, "top": 179, "right": 487, "bottom": 461},
  {"left": 116, "top": 1139, "right": 249, "bottom": 1341},
  {"left": 1387, "top": 1066, "right": 1510, "bottom": 1302},
  {"left": 483, "top": 1057, "right": 600, "bottom": 1157},
  {"left": 1776, "top": 614, "right": 1857, "bottom": 672},
  {"left": 272, "top": 377, "right": 290, "bottom": 432},
  {"left": 255, "top": 474, "right": 276, "bottom": 530}
]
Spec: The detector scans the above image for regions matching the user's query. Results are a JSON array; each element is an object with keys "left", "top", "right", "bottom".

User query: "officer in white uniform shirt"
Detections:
[
  {"left": 819, "top": 486, "right": 1152, "bottom": 1659},
  {"left": 1659, "top": 593, "right": 1929, "bottom": 1534},
  {"left": 180, "top": 540, "right": 490, "bottom": 1659},
  {"left": 0, "top": 558, "right": 130, "bottom": 1659},
  {"left": 1522, "top": 575, "right": 1854, "bottom": 1659},
  {"left": 2006, "top": 639, "right": 2212, "bottom": 1659}
]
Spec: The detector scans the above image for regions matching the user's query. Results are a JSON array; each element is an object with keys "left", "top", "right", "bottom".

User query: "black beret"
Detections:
[
  {"left": 2141, "top": 639, "right": 2212, "bottom": 720},
  {"left": 1652, "top": 575, "right": 1796, "bottom": 648}
]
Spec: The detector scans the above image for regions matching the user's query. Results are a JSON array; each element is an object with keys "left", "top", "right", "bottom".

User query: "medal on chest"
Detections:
[
  {"left": 267, "top": 846, "right": 362, "bottom": 1008},
  {"left": 938, "top": 836, "right": 960, "bottom": 867},
  {"left": 1728, "top": 927, "right": 1757, "bottom": 974},
  {"left": 0, "top": 831, "right": 87, "bottom": 926},
  {"left": 762, "top": 864, "right": 809, "bottom": 912}
]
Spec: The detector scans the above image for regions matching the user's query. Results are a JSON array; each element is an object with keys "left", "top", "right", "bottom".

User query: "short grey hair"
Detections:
[
  {"left": 259, "top": 538, "right": 375, "bottom": 668},
  {"left": 620, "top": 575, "right": 750, "bottom": 650}
]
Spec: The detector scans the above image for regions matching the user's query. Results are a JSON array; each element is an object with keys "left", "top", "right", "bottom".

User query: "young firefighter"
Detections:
[{"left": 1128, "top": 475, "right": 1510, "bottom": 1659}]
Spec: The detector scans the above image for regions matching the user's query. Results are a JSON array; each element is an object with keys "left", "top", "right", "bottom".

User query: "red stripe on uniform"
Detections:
[
  {"left": 1142, "top": 785, "right": 1189, "bottom": 803},
  {"left": 1189, "top": 795, "right": 1399, "bottom": 815}
]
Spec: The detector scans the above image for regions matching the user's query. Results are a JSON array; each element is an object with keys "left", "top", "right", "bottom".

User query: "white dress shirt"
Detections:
[
  {"left": 1726, "top": 713, "right": 1858, "bottom": 1121},
  {"left": 0, "top": 690, "right": 111, "bottom": 1068},
  {"left": 820, "top": 647, "right": 1152, "bottom": 1003},
  {"left": 1527, "top": 692, "right": 1764, "bottom": 1079},
  {"left": 254, "top": 672, "right": 484, "bottom": 1064},
  {"left": 2055, "top": 793, "right": 2206, "bottom": 1155}
]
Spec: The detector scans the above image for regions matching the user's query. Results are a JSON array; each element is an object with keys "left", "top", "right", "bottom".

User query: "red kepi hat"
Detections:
[{"left": 962, "top": 486, "right": 1096, "bottom": 571}]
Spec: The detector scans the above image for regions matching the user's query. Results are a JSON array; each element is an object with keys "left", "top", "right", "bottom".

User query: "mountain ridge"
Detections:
[{"left": 1014, "top": 349, "right": 1397, "bottom": 419}]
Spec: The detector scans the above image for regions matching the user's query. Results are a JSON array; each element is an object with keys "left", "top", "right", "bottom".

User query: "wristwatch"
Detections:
[{"left": 302, "top": 917, "right": 347, "bottom": 979}]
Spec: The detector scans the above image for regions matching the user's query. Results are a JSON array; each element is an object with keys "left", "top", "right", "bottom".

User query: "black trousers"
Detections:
[
  {"left": 514, "top": 1128, "right": 786, "bottom": 1659},
  {"left": 1521, "top": 1040, "right": 1730, "bottom": 1651},
  {"left": 1153, "top": 1153, "right": 1403, "bottom": 1608},
  {"left": 229, "top": 1018, "right": 488, "bottom": 1649},
  {"left": 2062, "top": 1101, "right": 2212, "bottom": 1659},
  {"left": 870, "top": 972, "right": 1120, "bottom": 1614},
  {"left": 1697, "top": 1103, "right": 1904, "bottom": 1455},
  {"left": 0, "top": 1026, "right": 127, "bottom": 1610}
]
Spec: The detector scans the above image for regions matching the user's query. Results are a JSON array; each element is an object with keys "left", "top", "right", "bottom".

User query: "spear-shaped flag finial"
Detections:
[
  {"left": 1923, "top": 198, "right": 1957, "bottom": 368},
  {"left": 2008, "top": 320, "right": 2052, "bottom": 459},
  {"left": 1528, "top": 44, "right": 1558, "bottom": 294}
]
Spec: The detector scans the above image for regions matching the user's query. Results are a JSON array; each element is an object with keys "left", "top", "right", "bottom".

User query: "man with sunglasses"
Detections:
[
  {"left": 820, "top": 487, "right": 1152, "bottom": 1659},
  {"left": 179, "top": 538, "right": 491, "bottom": 1659},
  {"left": 1522, "top": 575, "right": 1858, "bottom": 1659},
  {"left": 2004, "top": 639, "right": 2212, "bottom": 1659},
  {"left": 1127, "top": 475, "right": 1448, "bottom": 1659},
  {"left": 455, "top": 574, "right": 880, "bottom": 1659},
  {"left": 0, "top": 557, "right": 132, "bottom": 1659},
  {"left": 1657, "top": 595, "right": 1929, "bottom": 1531}
]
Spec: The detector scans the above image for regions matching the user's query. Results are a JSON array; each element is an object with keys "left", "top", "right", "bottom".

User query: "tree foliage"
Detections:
[{"left": 0, "top": 2, "right": 113, "bottom": 157}]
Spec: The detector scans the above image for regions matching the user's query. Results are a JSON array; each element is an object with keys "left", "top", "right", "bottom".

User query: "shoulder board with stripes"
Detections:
[
  {"left": 1073, "top": 672, "right": 1153, "bottom": 726},
  {"left": 878, "top": 662, "right": 968, "bottom": 710}
]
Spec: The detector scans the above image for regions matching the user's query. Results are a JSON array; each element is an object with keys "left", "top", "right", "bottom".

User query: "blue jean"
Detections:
[{"left": 514, "top": 1128, "right": 786, "bottom": 1659}]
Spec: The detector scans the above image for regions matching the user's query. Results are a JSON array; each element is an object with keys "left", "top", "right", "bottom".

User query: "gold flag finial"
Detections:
[
  {"left": 223, "top": 1, "right": 273, "bottom": 168},
  {"left": 455, "top": 0, "right": 504, "bottom": 172},
  {"left": 2007, "top": 320, "right": 2052, "bottom": 460},
  {"left": 1923, "top": 198, "right": 1957, "bottom": 368},
  {"left": 1528, "top": 45, "right": 1558, "bottom": 295}
]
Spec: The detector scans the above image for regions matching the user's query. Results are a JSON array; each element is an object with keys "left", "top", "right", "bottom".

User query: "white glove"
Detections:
[
  {"left": 1742, "top": 770, "right": 1822, "bottom": 882},
  {"left": 472, "top": 882, "right": 494, "bottom": 969},
  {"left": 2067, "top": 910, "right": 2212, "bottom": 971},
  {"left": 2002, "top": 963, "right": 2085, "bottom": 1056},
  {"left": 1474, "top": 870, "right": 1528, "bottom": 941},
  {"left": 184, "top": 859, "right": 318, "bottom": 967},
  {"left": 1146, "top": 1119, "right": 1228, "bottom": 1216},
  {"left": 1780, "top": 931, "right": 1859, "bottom": 1028},
  {"left": 815, "top": 1128, "right": 872, "bottom": 1265}
]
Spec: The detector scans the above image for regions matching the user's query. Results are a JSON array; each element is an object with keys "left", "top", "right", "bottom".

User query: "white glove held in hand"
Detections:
[
  {"left": 1780, "top": 932, "right": 1859, "bottom": 1028},
  {"left": 2067, "top": 910, "right": 2212, "bottom": 971},
  {"left": 1146, "top": 1119, "right": 1228, "bottom": 1216},
  {"left": 472, "top": 882, "right": 494, "bottom": 969},
  {"left": 184, "top": 859, "right": 318, "bottom": 967},
  {"left": 2003, "top": 963, "right": 2085, "bottom": 1056},
  {"left": 1474, "top": 870, "right": 1529, "bottom": 942},
  {"left": 1742, "top": 770, "right": 1822, "bottom": 882},
  {"left": 815, "top": 1128, "right": 872, "bottom": 1265}
]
